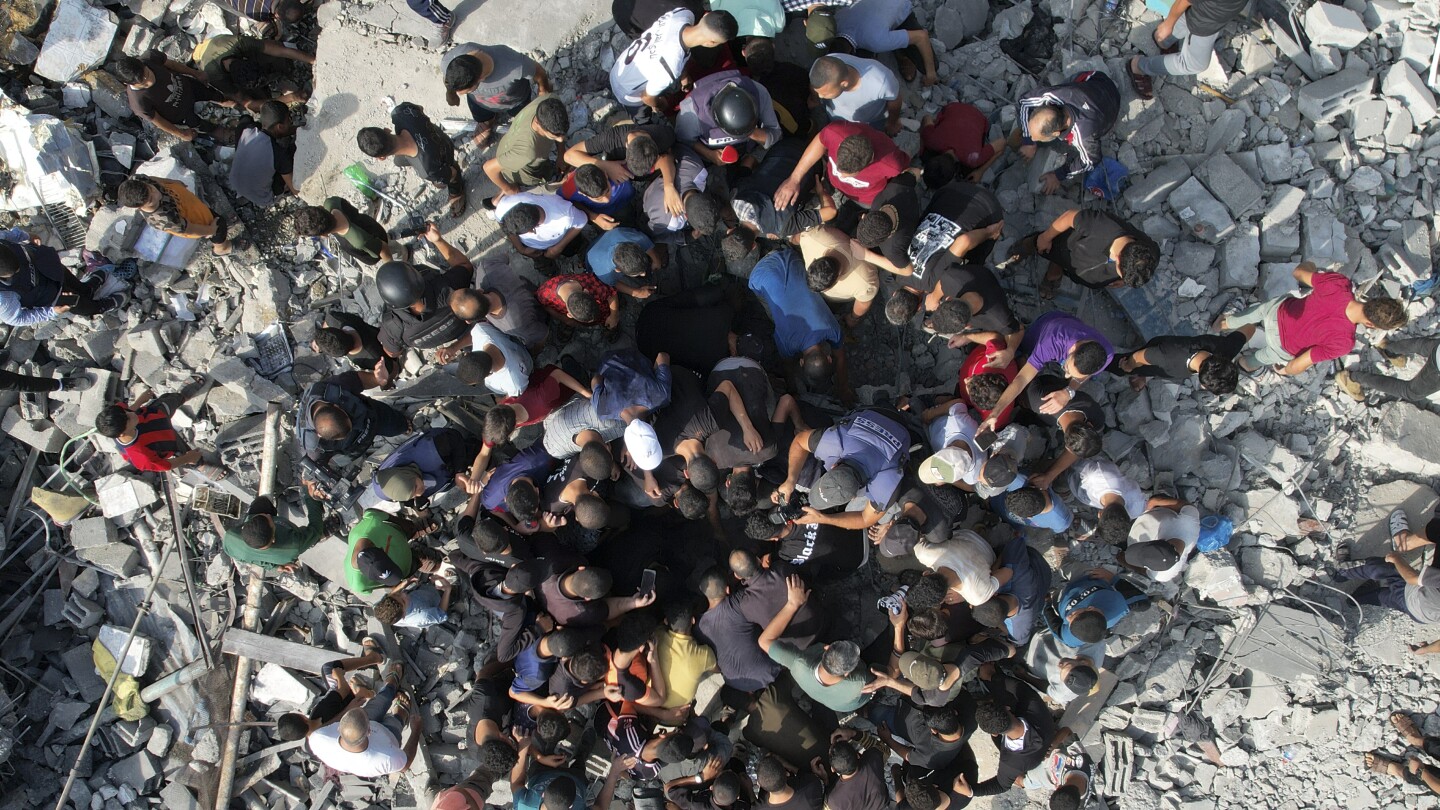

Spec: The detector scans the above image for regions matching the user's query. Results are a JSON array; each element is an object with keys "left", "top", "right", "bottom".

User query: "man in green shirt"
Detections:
[
  {"left": 344, "top": 509, "right": 422, "bottom": 595},
  {"left": 482, "top": 95, "right": 570, "bottom": 206},
  {"left": 222, "top": 494, "right": 324, "bottom": 571},
  {"left": 191, "top": 33, "right": 314, "bottom": 106},
  {"left": 759, "top": 574, "right": 872, "bottom": 715}
]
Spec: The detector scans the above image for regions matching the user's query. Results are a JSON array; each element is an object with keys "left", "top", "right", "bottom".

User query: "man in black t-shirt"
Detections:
[
  {"left": 378, "top": 261, "right": 472, "bottom": 360},
  {"left": 1012, "top": 208, "right": 1158, "bottom": 298},
  {"left": 921, "top": 264, "right": 1023, "bottom": 356},
  {"left": 746, "top": 510, "right": 866, "bottom": 581},
  {"left": 730, "top": 138, "right": 836, "bottom": 243},
  {"left": 313, "top": 310, "right": 397, "bottom": 389},
  {"left": 1115, "top": 331, "right": 1244, "bottom": 394},
  {"left": 357, "top": 102, "right": 467, "bottom": 217},
  {"left": 854, "top": 173, "right": 923, "bottom": 277},
  {"left": 1021, "top": 373, "right": 1106, "bottom": 491},
  {"left": 113, "top": 51, "right": 228, "bottom": 141},
  {"left": 905, "top": 181, "right": 1005, "bottom": 282}
]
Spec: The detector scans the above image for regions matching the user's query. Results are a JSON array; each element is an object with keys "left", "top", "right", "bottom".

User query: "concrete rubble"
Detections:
[{"left": 0, "top": 0, "right": 1437, "bottom": 806}]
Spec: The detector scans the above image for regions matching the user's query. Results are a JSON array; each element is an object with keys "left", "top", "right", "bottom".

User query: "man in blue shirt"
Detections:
[
  {"left": 508, "top": 627, "right": 591, "bottom": 711},
  {"left": 747, "top": 248, "right": 847, "bottom": 394},
  {"left": 585, "top": 227, "right": 658, "bottom": 298},
  {"left": 514, "top": 768, "right": 589, "bottom": 810},
  {"left": 1055, "top": 568, "right": 1148, "bottom": 647},
  {"left": 972, "top": 534, "right": 1053, "bottom": 645},
  {"left": 592, "top": 349, "right": 672, "bottom": 423},
  {"left": 996, "top": 484, "right": 1073, "bottom": 534},
  {"left": 480, "top": 443, "right": 560, "bottom": 532}
]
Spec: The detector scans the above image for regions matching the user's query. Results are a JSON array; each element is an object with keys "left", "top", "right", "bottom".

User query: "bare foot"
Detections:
[{"left": 1366, "top": 751, "right": 1405, "bottom": 778}]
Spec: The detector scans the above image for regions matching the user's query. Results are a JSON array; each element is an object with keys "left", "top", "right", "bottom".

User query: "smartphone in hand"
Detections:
[{"left": 639, "top": 568, "right": 657, "bottom": 596}]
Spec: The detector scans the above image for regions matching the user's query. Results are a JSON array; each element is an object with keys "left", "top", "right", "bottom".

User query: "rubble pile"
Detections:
[{"left": 0, "top": 0, "right": 1438, "bottom": 806}]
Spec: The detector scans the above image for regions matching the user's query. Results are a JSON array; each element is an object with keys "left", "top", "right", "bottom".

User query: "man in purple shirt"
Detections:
[{"left": 980, "top": 311, "right": 1112, "bottom": 433}]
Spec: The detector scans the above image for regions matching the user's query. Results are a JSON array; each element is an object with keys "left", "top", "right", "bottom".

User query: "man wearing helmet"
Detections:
[
  {"left": 376, "top": 225, "right": 474, "bottom": 366},
  {"left": 673, "top": 69, "right": 782, "bottom": 166}
]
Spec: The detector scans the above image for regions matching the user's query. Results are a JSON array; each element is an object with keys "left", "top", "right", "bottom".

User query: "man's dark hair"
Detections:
[
  {"left": 546, "top": 627, "right": 590, "bottom": 658},
  {"left": 1198, "top": 355, "right": 1238, "bottom": 395},
  {"left": 674, "top": 484, "right": 708, "bottom": 521},
  {"left": 908, "top": 608, "right": 947, "bottom": 640},
  {"left": 611, "top": 241, "right": 650, "bottom": 278},
  {"left": 1095, "top": 502, "right": 1132, "bottom": 546},
  {"left": 443, "top": 54, "right": 482, "bottom": 94},
  {"left": 94, "top": 405, "right": 130, "bottom": 438},
  {"left": 505, "top": 479, "right": 541, "bottom": 523},
  {"left": 834, "top": 135, "right": 874, "bottom": 174},
  {"left": 684, "top": 192, "right": 725, "bottom": 236},
  {"left": 476, "top": 737, "right": 520, "bottom": 774},
  {"left": 722, "top": 468, "right": 759, "bottom": 514},
  {"left": 922, "top": 152, "right": 959, "bottom": 189},
  {"left": 541, "top": 778, "right": 578, "bottom": 810},
  {"left": 0, "top": 244, "right": 19, "bottom": 279},
  {"left": 1063, "top": 662, "right": 1099, "bottom": 694},
  {"left": 755, "top": 755, "right": 789, "bottom": 792},
  {"left": 275, "top": 0, "right": 307, "bottom": 22},
  {"left": 906, "top": 573, "right": 949, "bottom": 612},
  {"left": 699, "top": 567, "right": 729, "bottom": 600},
  {"left": 312, "top": 404, "right": 352, "bottom": 440},
  {"left": 456, "top": 352, "right": 494, "bottom": 385},
  {"left": 805, "top": 257, "right": 840, "bottom": 292},
  {"left": 625, "top": 134, "right": 661, "bottom": 176},
  {"left": 262, "top": 101, "right": 292, "bottom": 131},
  {"left": 967, "top": 373, "right": 1007, "bottom": 409},
  {"left": 924, "top": 706, "right": 962, "bottom": 735},
  {"left": 904, "top": 783, "right": 944, "bottom": 810},
  {"left": 116, "top": 179, "right": 151, "bottom": 208},
  {"left": 800, "top": 345, "right": 834, "bottom": 385},
  {"left": 484, "top": 405, "right": 517, "bottom": 445},
  {"left": 687, "top": 454, "right": 721, "bottom": 493},
  {"left": 656, "top": 731, "right": 699, "bottom": 764},
  {"left": 568, "top": 647, "right": 608, "bottom": 683},
  {"left": 534, "top": 709, "right": 570, "bottom": 751},
  {"left": 111, "top": 56, "right": 146, "bottom": 85},
  {"left": 712, "top": 771, "right": 744, "bottom": 806},
  {"left": 808, "top": 55, "right": 846, "bottom": 89},
  {"left": 856, "top": 208, "right": 897, "bottom": 248},
  {"left": 1031, "top": 105, "right": 1068, "bottom": 139},
  {"left": 573, "top": 164, "right": 610, "bottom": 198},
  {"left": 565, "top": 290, "right": 601, "bottom": 323},
  {"left": 884, "top": 289, "right": 922, "bottom": 325},
  {"left": 828, "top": 741, "right": 860, "bottom": 776},
  {"left": 294, "top": 206, "right": 336, "bottom": 237},
  {"left": 1071, "top": 340, "right": 1108, "bottom": 375},
  {"left": 240, "top": 514, "right": 275, "bottom": 549},
  {"left": 276, "top": 712, "right": 309, "bottom": 741},
  {"left": 744, "top": 510, "right": 778, "bottom": 541},
  {"left": 500, "top": 203, "right": 543, "bottom": 236},
  {"left": 1063, "top": 422, "right": 1103, "bottom": 458},
  {"left": 535, "top": 97, "right": 570, "bottom": 137},
  {"left": 568, "top": 567, "right": 612, "bottom": 600},
  {"left": 972, "top": 597, "right": 1008, "bottom": 628},
  {"left": 974, "top": 699, "right": 1014, "bottom": 735},
  {"left": 1005, "top": 486, "right": 1047, "bottom": 519},
  {"left": 356, "top": 127, "right": 396, "bottom": 157},
  {"left": 928, "top": 298, "right": 972, "bottom": 335},
  {"left": 1051, "top": 785, "right": 1083, "bottom": 810},
  {"left": 473, "top": 515, "right": 510, "bottom": 553},
  {"left": 742, "top": 37, "right": 776, "bottom": 75},
  {"left": 573, "top": 492, "right": 611, "bottom": 529},
  {"left": 664, "top": 595, "right": 701, "bottom": 633},
  {"left": 722, "top": 229, "right": 756, "bottom": 264},
  {"left": 1118, "top": 241, "right": 1157, "bottom": 287},
  {"left": 576, "top": 441, "right": 613, "bottom": 480},
  {"left": 699, "top": 10, "right": 739, "bottom": 39},
  {"left": 1069, "top": 609, "right": 1108, "bottom": 643},
  {"left": 1364, "top": 297, "right": 1408, "bottom": 330}
]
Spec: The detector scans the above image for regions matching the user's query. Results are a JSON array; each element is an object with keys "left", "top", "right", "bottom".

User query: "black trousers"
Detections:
[
  {"left": 0, "top": 368, "right": 60, "bottom": 393},
  {"left": 1350, "top": 337, "right": 1440, "bottom": 402}
]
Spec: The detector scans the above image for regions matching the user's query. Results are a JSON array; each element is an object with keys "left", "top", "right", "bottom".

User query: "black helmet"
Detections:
[
  {"left": 376, "top": 261, "right": 425, "bottom": 308},
  {"left": 710, "top": 84, "right": 758, "bottom": 138}
]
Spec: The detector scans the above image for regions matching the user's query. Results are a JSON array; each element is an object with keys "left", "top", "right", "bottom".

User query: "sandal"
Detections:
[
  {"left": 1366, "top": 751, "right": 1405, "bottom": 778},
  {"left": 447, "top": 194, "right": 468, "bottom": 218},
  {"left": 1127, "top": 59, "right": 1155, "bottom": 101},
  {"left": 360, "top": 636, "right": 382, "bottom": 659},
  {"left": 1392, "top": 712, "right": 1425, "bottom": 746},
  {"left": 380, "top": 660, "right": 403, "bottom": 687},
  {"left": 1039, "top": 273, "right": 1062, "bottom": 301},
  {"left": 1389, "top": 509, "right": 1411, "bottom": 549}
]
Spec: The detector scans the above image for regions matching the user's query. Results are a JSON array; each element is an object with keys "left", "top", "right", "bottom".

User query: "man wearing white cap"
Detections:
[{"left": 917, "top": 399, "right": 984, "bottom": 491}]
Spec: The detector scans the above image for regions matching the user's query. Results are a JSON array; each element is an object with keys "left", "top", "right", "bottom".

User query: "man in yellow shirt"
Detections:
[
  {"left": 795, "top": 225, "right": 880, "bottom": 326},
  {"left": 654, "top": 597, "right": 717, "bottom": 710}
]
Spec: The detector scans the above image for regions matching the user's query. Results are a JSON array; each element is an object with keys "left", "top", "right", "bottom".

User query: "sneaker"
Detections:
[
  {"left": 1334, "top": 369, "right": 1364, "bottom": 402},
  {"left": 93, "top": 271, "right": 128, "bottom": 300},
  {"left": 1377, "top": 340, "right": 1408, "bottom": 368},
  {"left": 437, "top": 20, "right": 453, "bottom": 44},
  {"left": 105, "top": 291, "right": 131, "bottom": 311},
  {"left": 876, "top": 585, "right": 909, "bottom": 615},
  {"left": 56, "top": 372, "right": 95, "bottom": 392}
]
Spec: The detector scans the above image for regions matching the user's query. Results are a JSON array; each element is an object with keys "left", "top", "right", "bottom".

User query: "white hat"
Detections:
[
  {"left": 917, "top": 445, "right": 975, "bottom": 485},
  {"left": 624, "top": 421, "right": 664, "bottom": 471}
]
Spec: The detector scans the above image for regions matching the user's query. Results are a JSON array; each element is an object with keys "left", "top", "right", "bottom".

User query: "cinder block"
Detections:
[
  {"left": 1262, "top": 185, "right": 1305, "bottom": 229},
  {"left": 1125, "top": 158, "right": 1192, "bottom": 212},
  {"left": 69, "top": 516, "right": 118, "bottom": 550},
  {"left": 108, "top": 751, "right": 161, "bottom": 793},
  {"left": 1, "top": 409, "right": 67, "bottom": 452},
  {"left": 1303, "top": 213, "right": 1348, "bottom": 266},
  {"left": 1304, "top": 2, "right": 1368, "bottom": 48},
  {"left": 1194, "top": 154, "right": 1265, "bottom": 218},
  {"left": 62, "top": 593, "right": 104, "bottom": 629},
  {"left": 1382, "top": 62, "right": 1437, "bottom": 124},
  {"left": 76, "top": 543, "right": 141, "bottom": 578},
  {"left": 1297, "top": 69, "right": 1374, "bottom": 122},
  {"left": 94, "top": 474, "right": 158, "bottom": 519}
]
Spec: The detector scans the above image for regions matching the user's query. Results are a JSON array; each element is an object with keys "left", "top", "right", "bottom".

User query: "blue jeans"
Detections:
[{"left": 1337, "top": 560, "right": 1410, "bottom": 616}]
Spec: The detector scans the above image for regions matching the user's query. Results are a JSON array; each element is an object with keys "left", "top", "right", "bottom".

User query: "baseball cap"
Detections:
[
  {"left": 356, "top": 545, "right": 404, "bottom": 586},
  {"left": 899, "top": 651, "right": 945, "bottom": 690},
  {"left": 805, "top": 7, "right": 837, "bottom": 44},
  {"left": 881, "top": 518, "right": 921, "bottom": 557},
  {"left": 376, "top": 465, "right": 423, "bottom": 501},
  {"left": 503, "top": 559, "right": 544, "bottom": 593},
  {"left": 624, "top": 420, "right": 664, "bottom": 471},
  {"left": 810, "top": 464, "right": 861, "bottom": 510},
  {"left": 1126, "top": 540, "right": 1180, "bottom": 571},
  {"left": 918, "top": 446, "right": 975, "bottom": 485}
]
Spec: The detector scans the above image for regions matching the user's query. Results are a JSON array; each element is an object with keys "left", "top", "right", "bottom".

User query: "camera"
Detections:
[
  {"left": 770, "top": 492, "right": 809, "bottom": 524},
  {"left": 397, "top": 223, "right": 429, "bottom": 239}
]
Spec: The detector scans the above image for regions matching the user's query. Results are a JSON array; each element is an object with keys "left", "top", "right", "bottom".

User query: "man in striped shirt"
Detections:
[{"left": 94, "top": 385, "right": 219, "bottom": 475}]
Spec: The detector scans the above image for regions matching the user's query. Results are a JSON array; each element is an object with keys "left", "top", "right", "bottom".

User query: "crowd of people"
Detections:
[{"left": 1, "top": 0, "right": 1434, "bottom": 806}]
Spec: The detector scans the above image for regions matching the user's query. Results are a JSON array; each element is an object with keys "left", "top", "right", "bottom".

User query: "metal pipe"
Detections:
[
  {"left": 162, "top": 474, "right": 215, "bottom": 671},
  {"left": 214, "top": 404, "right": 281, "bottom": 810},
  {"left": 53, "top": 539, "right": 177, "bottom": 810}
]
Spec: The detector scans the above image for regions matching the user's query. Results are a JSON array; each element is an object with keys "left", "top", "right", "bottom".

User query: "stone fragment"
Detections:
[
  {"left": 1126, "top": 159, "right": 1191, "bottom": 212},
  {"left": 1262, "top": 185, "right": 1305, "bottom": 229},
  {"left": 1187, "top": 550, "right": 1250, "bottom": 606},
  {"left": 1296, "top": 69, "right": 1373, "bottom": 122},
  {"left": 95, "top": 474, "right": 159, "bottom": 518},
  {"left": 1194, "top": 154, "right": 1265, "bottom": 218},
  {"left": 1302, "top": 213, "right": 1348, "bottom": 266},
  {"left": 1168, "top": 177, "right": 1235, "bottom": 242},
  {"left": 1350, "top": 99, "right": 1387, "bottom": 141},
  {"left": 250, "top": 662, "right": 316, "bottom": 706},
  {"left": 108, "top": 751, "right": 161, "bottom": 793},
  {"left": 1234, "top": 488, "right": 1301, "bottom": 539},
  {"left": 1221, "top": 223, "right": 1261, "bottom": 288},
  {"left": 1255, "top": 143, "right": 1295, "bottom": 182},
  {"left": 76, "top": 544, "right": 141, "bottom": 578},
  {"left": 34, "top": 0, "right": 119, "bottom": 83},
  {"left": 1382, "top": 62, "right": 1438, "bottom": 124},
  {"left": 69, "top": 517, "right": 118, "bottom": 550},
  {"left": 1, "top": 410, "right": 66, "bottom": 452},
  {"left": 1303, "top": 2, "right": 1368, "bottom": 47}
]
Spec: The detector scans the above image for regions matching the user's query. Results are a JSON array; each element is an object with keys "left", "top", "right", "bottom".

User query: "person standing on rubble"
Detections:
[
  {"left": 357, "top": 103, "right": 468, "bottom": 218},
  {"left": 1124, "top": 0, "right": 1251, "bottom": 100},
  {"left": 0, "top": 233, "right": 128, "bottom": 327},
  {"left": 112, "top": 52, "right": 231, "bottom": 143},
  {"left": 117, "top": 176, "right": 239, "bottom": 256},
  {"left": 1011, "top": 70, "right": 1120, "bottom": 195}
]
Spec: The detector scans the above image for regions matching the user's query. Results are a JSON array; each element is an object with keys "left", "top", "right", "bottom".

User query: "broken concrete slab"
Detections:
[
  {"left": 1221, "top": 223, "right": 1261, "bottom": 288},
  {"left": 1303, "top": 2, "right": 1369, "bottom": 48},
  {"left": 1230, "top": 604, "right": 1341, "bottom": 681},
  {"left": 1361, "top": 402, "right": 1440, "bottom": 478},
  {"left": 94, "top": 474, "right": 159, "bottom": 519},
  {"left": 33, "top": 0, "right": 119, "bottom": 83},
  {"left": 1234, "top": 488, "right": 1302, "bottom": 539},
  {"left": 251, "top": 662, "right": 318, "bottom": 706},
  {"left": 1168, "top": 177, "right": 1236, "bottom": 243},
  {"left": 1126, "top": 159, "right": 1192, "bottom": 212},
  {"left": 1194, "top": 154, "right": 1265, "bottom": 219},
  {"left": 1381, "top": 62, "right": 1438, "bottom": 125}
]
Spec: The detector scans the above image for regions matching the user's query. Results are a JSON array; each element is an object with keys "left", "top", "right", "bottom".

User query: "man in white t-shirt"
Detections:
[
  {"left": 1067, "top": 456, "right": 1146, "bottom": 534},
  {"left": 916, "top": 399, "right": 984, "bottom": 491},
  {"left": 609, "top": 9, "right": 739, "bottom": 112},
  {"left": 307, "top": 665, "right": 419, "bottom": 778},
  {"left": 456, "top": 321, "right": 533, "bottom": 397},
  {"left": 808, "top": 54, "right": 901, "bottom": 134},
  {"left": 911, "top": 528, "right": 998, "bottom": 606},
  {"left": 1120, "top": 497, "right": 1200, "bottom": 583},
  {"left": 494, "top": 192, "right": 588, "bottom": 272}
]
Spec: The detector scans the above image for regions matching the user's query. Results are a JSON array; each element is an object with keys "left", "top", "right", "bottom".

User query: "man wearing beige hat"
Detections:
[
  {"left": 917, "top": 399, "right": 984, "bottom": 491},
  {"left": 371, "top": 426, "right": 482, "bottom": 508}
]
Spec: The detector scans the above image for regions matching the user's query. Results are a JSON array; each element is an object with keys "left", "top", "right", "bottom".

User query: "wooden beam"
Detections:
[{"left": 220, "top": 629, "right": 345, "bottom": 675}]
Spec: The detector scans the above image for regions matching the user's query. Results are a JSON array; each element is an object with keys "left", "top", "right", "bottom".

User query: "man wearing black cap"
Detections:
[
  {"left": 1118, "top": 496, "right": 1200, "bottom": 583},
  {"left": 344, "top": 509, "right": 427, "bottom": 596},
  {"left": 0, "top": 233, "right": 126, "bottom": 326},
  {"left": 776, "top": 407, "right": 911, "bottom": 526}
]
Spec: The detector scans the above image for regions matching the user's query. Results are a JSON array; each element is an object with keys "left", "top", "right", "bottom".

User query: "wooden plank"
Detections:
[{"left": 220, "top": 629, "right": 344, "bottom": 675}]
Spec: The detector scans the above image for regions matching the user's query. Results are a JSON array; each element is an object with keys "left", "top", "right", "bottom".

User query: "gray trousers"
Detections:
[{"left": 1137, "top": 16, "right": 1221, "bottom": 76}]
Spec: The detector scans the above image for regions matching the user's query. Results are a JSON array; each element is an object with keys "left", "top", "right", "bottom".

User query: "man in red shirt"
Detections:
[
  {"left": 536, "top": 272, "right": 620, "bottom": 329},
  {"left": 955, "top": 340, "right": 1018, "bottom": 428},
  {"left": 771, "top": 121, "right": 909, "bottom": 212},
  {"left": 920, "top": 102, "right": 1007, "bottom": 186},
  {"left": 1215, "top": 261, "right": 1407, "bottom": 376},
  {"left": 93, "top": 384, "right": 223, "bottom": 476}
]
